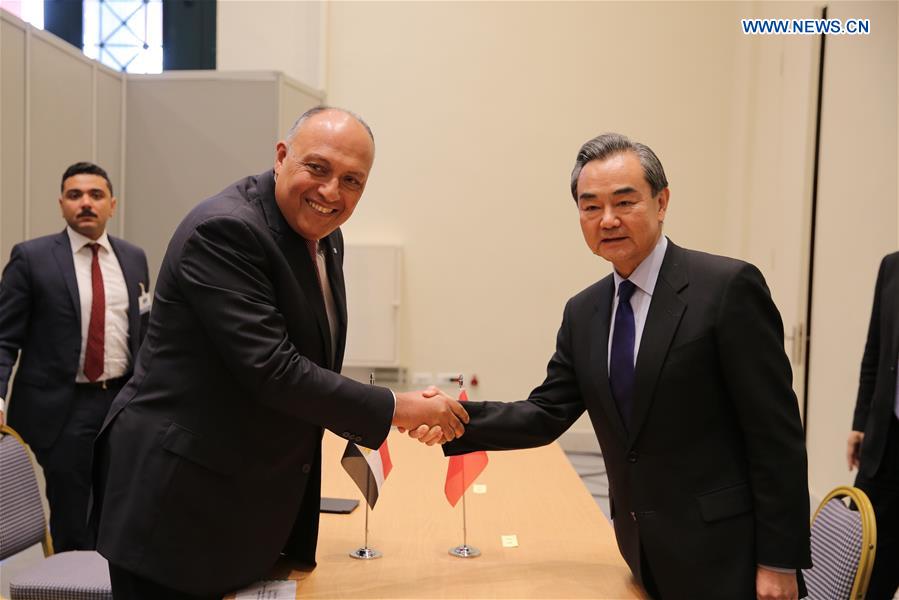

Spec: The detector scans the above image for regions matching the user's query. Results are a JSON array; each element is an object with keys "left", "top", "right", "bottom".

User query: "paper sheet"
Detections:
[{"left": 234, "top": 580, "right": 297, "bottom": 599}]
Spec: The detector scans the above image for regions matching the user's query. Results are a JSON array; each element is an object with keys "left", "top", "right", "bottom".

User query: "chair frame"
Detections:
[
  {"left": 1, "top": 424, "right": 55, "bottom": 558},
  {"left": 810, "top": 485, "right": 877, "bottom": 600}
]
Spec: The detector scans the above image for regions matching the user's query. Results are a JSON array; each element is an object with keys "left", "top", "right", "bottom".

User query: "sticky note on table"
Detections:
[
  {"left": 501, "top": 534, "right": 519, "bottom": 548},
  {"left": 472, "top": 484, "right": 487, "bottom": 494},
  {"left": 234, "top": 580, "right": 297, "bottom": 599}
]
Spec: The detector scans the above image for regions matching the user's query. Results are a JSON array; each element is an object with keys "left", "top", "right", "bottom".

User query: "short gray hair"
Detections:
[
  {"left": 569, "top": 132, "right": 667, "bottom": 202},
  {"left": 285, "top": 105, "right": 375, "bottom": 149}
]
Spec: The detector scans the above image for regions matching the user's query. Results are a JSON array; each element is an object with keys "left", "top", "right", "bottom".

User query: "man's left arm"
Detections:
[
  {"left": 716, "top": 263, "right": 811, "bottom": 572},
  {"left": 0, "top": 244, "right": 33, "bottom": 424}
]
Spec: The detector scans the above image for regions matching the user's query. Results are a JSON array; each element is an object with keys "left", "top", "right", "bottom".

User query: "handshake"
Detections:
[{"left": 391, "top": 386, "right": 469, "bottom": 446}]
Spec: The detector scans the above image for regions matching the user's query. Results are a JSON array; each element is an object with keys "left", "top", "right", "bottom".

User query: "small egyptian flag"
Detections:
[
  {"left": 341, "top": 439, "right": 393, "bottom": 509},
  {"left": 444, "top": 389, "right": 489, "bottom": 507}
]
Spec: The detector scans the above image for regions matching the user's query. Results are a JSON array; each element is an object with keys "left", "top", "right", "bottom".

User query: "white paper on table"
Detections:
[{"left": 234, "top": 580, "right": 297, "bottom": 599}]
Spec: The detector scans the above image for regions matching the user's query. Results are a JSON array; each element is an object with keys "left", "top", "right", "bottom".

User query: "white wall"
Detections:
[
  {"left": 323, "top": 2, "right": 747, "bottom": 426},
  {"left": 217, "top": 0, "right": 325, "bottom": 91}
]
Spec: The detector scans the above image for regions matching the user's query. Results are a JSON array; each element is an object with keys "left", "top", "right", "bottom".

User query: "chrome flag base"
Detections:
[
  {"left": 349, "top": 546, "right": 382, "bottom": 560},
  {"left": 449, "top": 544, "right": 481, "bottom": 558}
]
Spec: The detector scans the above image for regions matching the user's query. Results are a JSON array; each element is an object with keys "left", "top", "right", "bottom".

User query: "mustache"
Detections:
[{"left": 76, "top": 209, "right": 98, "bottom": 218}]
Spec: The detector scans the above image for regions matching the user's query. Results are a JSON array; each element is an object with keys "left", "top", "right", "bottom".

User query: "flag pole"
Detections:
[
  {"left": 349, "top": 373, "right": 382, "bottom": 560},
  {"left": 364, "top": 469, "right": 370, "bottom": 549},
  {"left": 450, "top": 374, "right": 480, "bottom": 558}
]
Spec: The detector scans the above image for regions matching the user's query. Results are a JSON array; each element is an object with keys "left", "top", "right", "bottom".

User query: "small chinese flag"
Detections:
[{"left": 444, "top": 389, "right": 488, "bottom": 507}]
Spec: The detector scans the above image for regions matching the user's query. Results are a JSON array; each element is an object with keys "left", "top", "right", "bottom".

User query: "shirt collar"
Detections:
[
  {"left": 66, "top": 226, "right": 112, "bottom": 255},
  {"left": 613, "top": 235, "right": 668, "bottom": 296}
]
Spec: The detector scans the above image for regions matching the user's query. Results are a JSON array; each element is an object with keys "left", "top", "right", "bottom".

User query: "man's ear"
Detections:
[
  {"left": 656, "top": 187, "right": 670, "bottom": 222},
  {"left": 274, "top": 141, "right": 288, "bottom": 177}
]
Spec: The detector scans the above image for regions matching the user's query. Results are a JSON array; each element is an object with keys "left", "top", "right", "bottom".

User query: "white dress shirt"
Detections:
[{"left": 67, "top": 227, "right": 131, "bottom": 382}]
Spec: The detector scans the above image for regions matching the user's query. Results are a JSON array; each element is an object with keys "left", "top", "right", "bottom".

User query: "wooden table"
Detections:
[{"left": 229, "top": 430, "right": 643, "bottom": 599}]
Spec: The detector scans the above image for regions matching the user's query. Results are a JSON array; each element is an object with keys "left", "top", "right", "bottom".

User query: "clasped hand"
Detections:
[{"left": 392, "top": 386, "right": 467, "bottom": 446}]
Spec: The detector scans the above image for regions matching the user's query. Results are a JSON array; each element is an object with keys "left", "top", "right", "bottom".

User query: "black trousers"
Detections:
[
  {"left": 108, "top": 564, "right": 221, "bottom": 600},
  {"left": 32, "top": 380, "right": 123, "bottom": 552},
  {"left": 855, "top": 415, "right": 899, "bottom": 600}
]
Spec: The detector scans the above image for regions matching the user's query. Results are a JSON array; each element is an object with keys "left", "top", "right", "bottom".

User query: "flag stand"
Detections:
[
  {"left": 449, "top": 374, "right": 481, "bottom": 558},
  {"left": 349, "top": 475, "right": 381, "bottom": 559},
  {"left": 448, "top": 487, "right": 480, "bottom": 558},
  {"left": 350, "top": 373, "right": 383, "bottom": 560}
]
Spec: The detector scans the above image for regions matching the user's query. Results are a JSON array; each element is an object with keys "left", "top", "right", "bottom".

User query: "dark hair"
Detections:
[
  {"left": 285, "top": 105, "right": 375, "bottom": 149},
  {"left": 61, "top": 162, "right": 114, "bottom": 196},
  {"left": 569, "top": 133, "right": 667, "bottom": 202}
]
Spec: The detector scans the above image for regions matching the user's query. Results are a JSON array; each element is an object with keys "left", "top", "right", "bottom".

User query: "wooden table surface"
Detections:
[{"left": 228, "top": 429, "right": 643, "bottom": 599}]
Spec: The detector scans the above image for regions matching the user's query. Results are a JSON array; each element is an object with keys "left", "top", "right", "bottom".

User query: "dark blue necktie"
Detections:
[{"left": 610, "top": 280, "right": 636, "bottom": 429}]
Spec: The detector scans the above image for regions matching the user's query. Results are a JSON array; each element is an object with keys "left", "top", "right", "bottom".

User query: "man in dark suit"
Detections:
[
  {"left": 847, "top": 251, "right": 899, "bottom": 599},
  {"left": 430, "top": 133, "right": 811, "bottom": 599},
  {"left": 91, "top": 107, "right": 469, "bottom": 600},
  {"left": 0, "top": 161, "right": 149, "bottom": 551}
]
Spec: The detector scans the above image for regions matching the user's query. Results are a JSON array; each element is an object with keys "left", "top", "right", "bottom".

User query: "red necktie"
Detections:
[{"left": 84, "top": 243, "right": 105, "bottom": 381}]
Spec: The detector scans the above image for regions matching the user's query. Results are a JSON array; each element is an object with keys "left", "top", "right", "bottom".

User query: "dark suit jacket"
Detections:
[
  {"left": 92, "top": 170, "right": 395, "bottom": 597},
  {"left": 0, "top": 230, "right": 149, "bottom": 449},
  {"left": 446, "top": 240, "right": 811, "bottom": 600},
  {"left": 853, "top": 251, "right": 899, "bottom": 479}
]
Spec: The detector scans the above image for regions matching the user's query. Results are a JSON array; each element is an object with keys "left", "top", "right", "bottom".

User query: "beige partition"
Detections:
[
  {"left": 724, "top": 2, "right": 823, "bottom": 414},
  {"left": 123, "top": 72, "right": 323, "bottom": 280},
  {"left": 0, "top": 10, "right": 124, "bottom": 258},
  {"left": 1, "top": 12, "right": 27, "bottom": 261}
]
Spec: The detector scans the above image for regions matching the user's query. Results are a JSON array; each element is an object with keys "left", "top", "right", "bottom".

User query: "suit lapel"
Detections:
[
  {"left": 589, "top": 276, "right": 629, "bottom": 443},
  {"left": 628, "top": 243, "right": 688, "bottom": 446},
  {"left": 256, "top": 172, "right": 334, "bottom": 368},
  {"left": 51, "top": 231, "right": 81, "bottom": 322}
]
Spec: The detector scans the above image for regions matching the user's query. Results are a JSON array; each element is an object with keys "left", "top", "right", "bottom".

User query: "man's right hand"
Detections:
[
  {"left": 393, "top": 386, "right": 469, "bottom": 443},
  {"left": 846, "top": 430, "right": 864, "bottom": 470}
]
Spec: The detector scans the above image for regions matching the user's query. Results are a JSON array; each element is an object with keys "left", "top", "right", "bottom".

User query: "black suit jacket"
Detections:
[
  {"left": 853, "top": 251, "right": 899, "bottom": 478},
  {"left": 92, "top": 170, "right": 395, "bottom": 597},
  {"left": 0, "top": 230, "right": 149, "bottom": 448},
  {"left": 446, "top": 241, "right": 811, "bottom": 599}
]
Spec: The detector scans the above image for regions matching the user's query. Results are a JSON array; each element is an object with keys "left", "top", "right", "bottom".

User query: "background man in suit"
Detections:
[
  {"left": 429, "top": 133, "right": 811, "bottom": 599},
  {"left": 847, "top": 251, "right": 899, "bottom": 599},
  {"left": 92, "top": 107, "right": 469, "bottom": 600},
  {"left": 0, "top": 161, "right": 149, "bottom": 551}
]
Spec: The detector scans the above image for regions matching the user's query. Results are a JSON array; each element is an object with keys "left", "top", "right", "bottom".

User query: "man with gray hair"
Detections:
[
  {"left": 433, "top": 133, "right": 812, "bottom": 599},
  {"left": 92, "top": 106, "right": 469, "bottom": 599}
]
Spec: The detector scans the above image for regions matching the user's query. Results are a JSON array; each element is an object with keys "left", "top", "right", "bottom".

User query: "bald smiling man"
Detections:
[{"left": 91, "top": 107, "right": 468, "bottom": 600}]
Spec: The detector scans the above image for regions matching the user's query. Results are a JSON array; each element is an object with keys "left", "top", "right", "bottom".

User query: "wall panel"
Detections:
[
  {"left": 28, "top": 34, "right": 94, "bottom": 237},
  {"left": 1, "top": 16, "right": 27, "bottom": 259},
  {"left": 96, "top": 70, "right": 124, "bottom": 235},
  {"left": 124, "top": 74, "right": 312, "bottom": 279}
]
